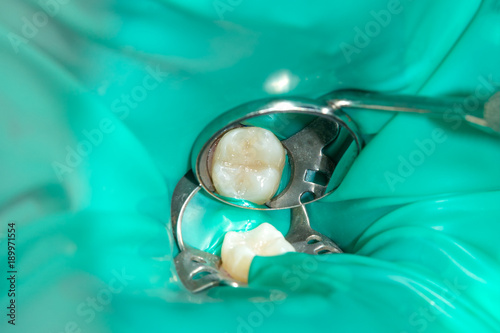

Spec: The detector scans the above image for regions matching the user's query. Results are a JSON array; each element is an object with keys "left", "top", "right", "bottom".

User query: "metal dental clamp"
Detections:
[
  {"left": 171, "top": 171, "right": 341, "bottom": 293},
  {"left": 190, "top": 89, "right": 499, "bottom": 210},
  {"left": 192, "top": 98, "right": 363, "bottom": 210},
  {"left": 170, "top": 87, "right": 500, "bottom": 293}
]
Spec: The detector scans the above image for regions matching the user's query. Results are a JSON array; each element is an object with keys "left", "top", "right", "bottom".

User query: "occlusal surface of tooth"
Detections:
[
  {"left": 221, "top": 222, "right": 295, "bottom": 283},
  {"left": 210, "top": 127, "right": 286, "bottom": 205}
]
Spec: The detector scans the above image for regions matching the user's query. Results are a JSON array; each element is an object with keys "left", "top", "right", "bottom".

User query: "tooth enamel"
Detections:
[
  {"left": 221, "top": 223, "right": 295, "bottom": 283},
  {"left": 211, "top": 127, "right": 286, "bottom": 205}
]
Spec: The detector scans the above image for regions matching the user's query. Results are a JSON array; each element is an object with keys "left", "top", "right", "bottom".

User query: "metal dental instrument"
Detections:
[
  {"left": 170, "top": 89, "right": 500, "bottom": 292},
  {"left": 285, "top": 204, "right": 342, "bottom": 255},
  {"left": 189, "top": 89, "right": 499, "bottom": 211},
  {"left": 171, "top": 170, "right": 341, "bottom": 293},
  {"left": 191, "top": 98, "right": 363, "bottom": 210},
  {"left": 171, "top": 171, "right": 240, "bottom": 293},
  {"left": 326, "top": 89, "right": 500, "bottom": 136}
]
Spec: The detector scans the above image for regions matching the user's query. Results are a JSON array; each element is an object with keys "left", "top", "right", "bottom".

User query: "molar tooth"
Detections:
[
  {"left": 221, "top": 223, "right": 295, "bottom": 283},
  {"left": 210, "top": 127, "right": 286, "bottom": 205}
]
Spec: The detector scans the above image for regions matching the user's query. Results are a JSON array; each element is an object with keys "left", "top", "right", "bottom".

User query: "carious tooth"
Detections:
[
  {"left": 210, "top": 127, "right": 286, "bottom": 205},
  {"left": 221, "top": 223, "right": 295, "bottom": 283}
]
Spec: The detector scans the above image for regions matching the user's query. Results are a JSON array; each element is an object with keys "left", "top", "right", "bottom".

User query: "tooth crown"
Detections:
[
  {"left": 221, "top": 223, "right": 295, "bottom": 283},
  {"left": 211, "top": 127, "right": 286, "bottom": 205}
]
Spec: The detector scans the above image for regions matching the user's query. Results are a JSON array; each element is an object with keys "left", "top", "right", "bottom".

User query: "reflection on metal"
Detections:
[
  {"left": 326, "top": 89, "right": 500, "bottom": 136},
  {"left": 171, "top": 171, "right": 342, "bottom": 293},
  {"left": 191, "top": 89, "right": 499, "bottom": 211},
  {"left": 170, "top": 88, "right": 500, "bottom": 292},
  {"left": 192, "top": 98, "right": 362, "bottom": 210},
  {"left": 267, "top": 117, "right": 339, "bottom": 208}
]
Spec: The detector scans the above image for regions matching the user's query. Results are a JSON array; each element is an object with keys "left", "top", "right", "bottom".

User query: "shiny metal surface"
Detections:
[
  {"left": 173, "top": 247, "right": 241, "bottom": 294},
  {"left": 325, "top": 89, "right": 500, "bottom": 136},
  {"left": 171, "top": 170, "right": 342, "bottom": 293},
  {"left": 286, "top": 205, "right": 342, "bottom": 255},
  {"left": 171, "top": 170, "right": 242, "bottom": 293},
  {"left": 191, "top": 98, "right": 363, "bottom": 210},
  {"left": 191, "top": 89, "right": 499, "bottom": 212},
  {"left": 268, "top": 117, "right": 339, "bottom": 208},
  {"left": 170, "top": 170, "right": 199, "bottom": 252}
]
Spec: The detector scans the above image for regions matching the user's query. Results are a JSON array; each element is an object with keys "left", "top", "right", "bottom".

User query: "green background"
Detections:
[{"left": 1, "top": 0, "right": 500, "bottom": 332}]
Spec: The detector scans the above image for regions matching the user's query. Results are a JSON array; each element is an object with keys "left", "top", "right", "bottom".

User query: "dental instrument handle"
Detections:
[{"left": 327, "top": 90, "right": 500, "bottom": 136}]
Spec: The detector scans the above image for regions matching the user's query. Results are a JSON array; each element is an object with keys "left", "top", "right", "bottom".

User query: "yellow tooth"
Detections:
[
  {"left": 211, "top": 127, "right": 286, "bottom": 205},
  {"left": 221, "top": 223, "right": 295, "bottom": 283}
]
